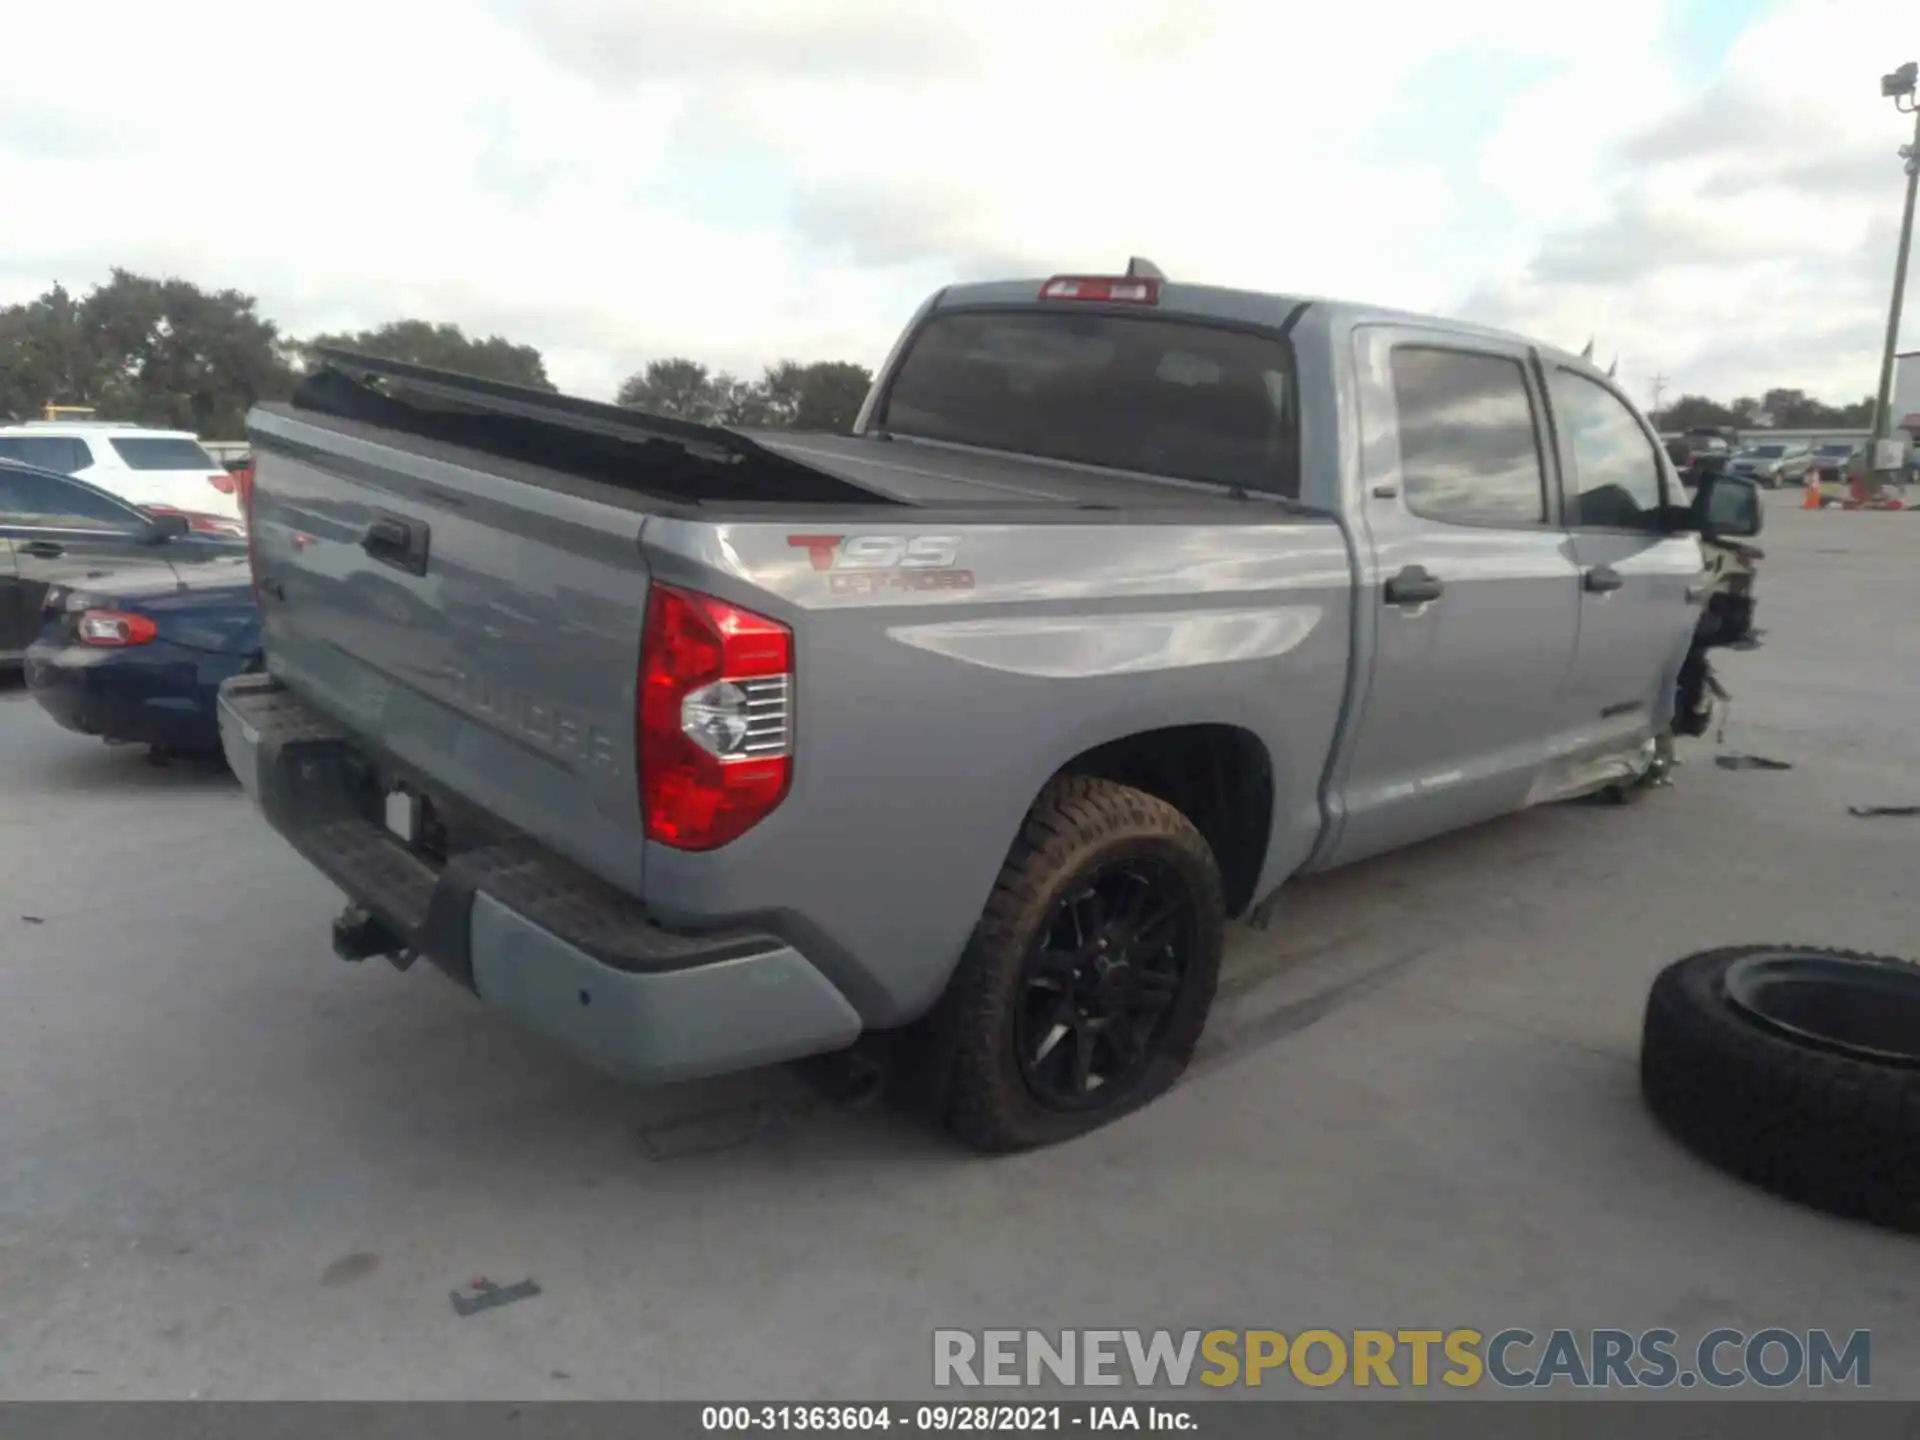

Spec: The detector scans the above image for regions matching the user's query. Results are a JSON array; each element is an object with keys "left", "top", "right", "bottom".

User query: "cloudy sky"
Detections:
[{"left": 2, "top": 0, "right": 1915, "bottom": 409}]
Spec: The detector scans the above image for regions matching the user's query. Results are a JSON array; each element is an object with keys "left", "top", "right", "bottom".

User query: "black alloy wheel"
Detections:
[{"left": 1013, "top": 855, "right": 1198, "bottom": 1110}]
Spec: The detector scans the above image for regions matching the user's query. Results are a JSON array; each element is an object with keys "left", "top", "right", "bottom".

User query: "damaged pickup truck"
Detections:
[{"left": 218, "top": 262, "right": 1763, "bottom": 1150}]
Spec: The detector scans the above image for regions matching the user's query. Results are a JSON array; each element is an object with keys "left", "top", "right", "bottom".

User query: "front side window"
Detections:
[
  {"left": 878, "top": 309, "right": 1298, "bottom": 496},
  {"left": 1389, "top": 347, "right": 1547, "bottom": 526},
  {"left": 1553, "top": 371, "right": 1666, "bottom": 530},
  {"left": 0, "top": 469, "right": 143, "bottom": 526}
]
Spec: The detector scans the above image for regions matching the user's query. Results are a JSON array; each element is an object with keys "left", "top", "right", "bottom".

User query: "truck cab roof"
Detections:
[{"left": 927, "top": 276, "right": 1604, "bottom": 375}]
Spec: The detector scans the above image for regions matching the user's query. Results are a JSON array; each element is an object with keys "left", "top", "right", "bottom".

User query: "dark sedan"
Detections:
[
  {"left": 24, "top": 555, "right": 261, "bottom": 756},
  {"left": 2, "top": 457, "right": 259, "bottom": 755},
  {"left": 2, "top": 458, "right": 248, "bottom": 663}
]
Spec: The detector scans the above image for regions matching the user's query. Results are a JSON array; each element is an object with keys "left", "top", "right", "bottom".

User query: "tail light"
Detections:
[
  {"left": 638, "top": 583, "right": 793, "bottom": 851},
  {"left": 1039, "top": 275, "right": 1160, "bottom": 304},
  {"left": 208, "top": 472, "right": 237, "bottom": 495},
  {"left": 77, "top": 610, "right": 158, "bottom": 647}
]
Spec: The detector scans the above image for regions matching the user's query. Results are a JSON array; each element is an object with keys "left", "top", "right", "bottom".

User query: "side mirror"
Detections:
[
  {"left": 1694, "top": 473, "right": 1763, "bottom": 539},
  {"left": 139, "top": 512, "right": 192, "bottom": 544}
]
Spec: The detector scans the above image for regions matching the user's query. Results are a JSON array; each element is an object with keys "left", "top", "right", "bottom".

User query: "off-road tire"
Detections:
[
  {"left": 1641, "top": 945, "right": 1920, "bottom": 1233},
  {"left": 935, "top": 776, "right": 1226, "bottom": 1153}
]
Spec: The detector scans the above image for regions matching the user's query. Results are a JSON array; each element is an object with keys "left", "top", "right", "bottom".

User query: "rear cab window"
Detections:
[
  {"left": 108, "top": 437, "right": 221, "bottom": 471},
  {"left": 876, "top": 308, "right": 1300, "bottom": 497}
]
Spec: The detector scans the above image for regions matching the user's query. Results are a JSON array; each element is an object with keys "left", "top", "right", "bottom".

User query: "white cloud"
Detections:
[
  {"left": 1, "top": 0, "right": 1913, "bottom": 411},
  {"left": 1464, "top": 0, "right": 1920, "bottom": 407}
]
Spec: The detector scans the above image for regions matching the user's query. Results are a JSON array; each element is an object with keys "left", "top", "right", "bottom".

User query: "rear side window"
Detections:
[
  {"left": 109, "top": 437, "right": 219, "bottom": 470},
  {"left": 877, "top": 310, "right": 1299, "bottom": 496},
  {"left": 1551, "top": 370, "right": 1666, "bottom": 531},
  {"left": 1389, "top": 348, "right": 1547, "bottom": 526},
  {"left": 0, "top": 435, "right": 84, "bottom": 472}
]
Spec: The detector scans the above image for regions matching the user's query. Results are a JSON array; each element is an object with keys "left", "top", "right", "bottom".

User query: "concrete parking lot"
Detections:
[{"left": 3, "top": 492, "right": 1918, "bottom": 1401}]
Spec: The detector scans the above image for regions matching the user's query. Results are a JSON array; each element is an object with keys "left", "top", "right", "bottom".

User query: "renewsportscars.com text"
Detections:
[{"left": 932, "top": 1328, "right": 1871, "bottom": 1390}]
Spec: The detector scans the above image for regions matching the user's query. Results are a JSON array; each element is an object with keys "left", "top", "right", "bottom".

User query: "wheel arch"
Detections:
[{"left": 1051, "top": 722, "right": 1275, "bottom": 918}]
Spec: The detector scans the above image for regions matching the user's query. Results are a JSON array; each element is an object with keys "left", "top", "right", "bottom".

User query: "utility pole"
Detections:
[
  {"left": 1649, "top": 372, "right": 1669, "bottom": 426},
  {"left": 1870, "top": 62, "right": 1920, "bottom": 489}
]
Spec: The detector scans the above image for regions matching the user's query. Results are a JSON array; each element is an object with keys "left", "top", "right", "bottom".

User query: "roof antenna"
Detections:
[{"left": 1125, "top": 257, "right": 1166, "bottom": 280}]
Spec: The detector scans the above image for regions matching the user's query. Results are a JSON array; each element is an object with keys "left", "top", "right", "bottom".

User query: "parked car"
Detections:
[
  {"left": 1811, "top": 442, "right": 1864, "bottom": 485},
  {"left": 1681, "top": 426, "right": 1740, "bottom": 462},
  {"left": 0, "top": 422, "right": 244, "bottom": 523},
  {"left": 0, "top": 458, "right": 246, "bottom": 670},
  {"left": 218, "top": 272, "right": 1762, "bottom": 1152},
  {"left": 24, "top": 553, "right": 260, "bottom": 757},
  {"left": 1727, "top": 441, "right": 1812, "bottom": 488}
]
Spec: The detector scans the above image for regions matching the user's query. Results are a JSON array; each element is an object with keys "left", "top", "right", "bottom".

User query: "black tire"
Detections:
[
  {"left": 934, "top": 776, "right": 1226, "bottom": 1153},
  {"left": 1641, "top": 945, "right": 1920, "bottom": 1233}
]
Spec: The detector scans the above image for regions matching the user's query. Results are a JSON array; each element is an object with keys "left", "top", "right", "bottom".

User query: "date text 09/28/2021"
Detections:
[{"left": 702, "top": 1406, "right": 1186, "bottom": 1432}]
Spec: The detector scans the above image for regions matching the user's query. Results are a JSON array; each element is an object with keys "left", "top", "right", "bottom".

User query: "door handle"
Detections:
[
  {"left": 361, "top": 514, "right": 430, "bottom": 576},
  {"left": 1383, "top": 564, "right": 1443, "bottom": 607},
  {"left": 19, "top": 540, "right": 65, "bottom": 559},
  {"left": 1583, "top": 564, "right": 1625, "bottom": 594}
]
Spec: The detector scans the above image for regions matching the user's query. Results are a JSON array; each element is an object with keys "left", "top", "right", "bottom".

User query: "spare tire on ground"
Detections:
[{"left": 1641, "top": 945, "right": 1920, "bottom": 1233}]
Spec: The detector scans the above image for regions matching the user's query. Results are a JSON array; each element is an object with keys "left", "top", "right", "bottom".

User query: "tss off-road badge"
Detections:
[{"left": 786, "top": 534, "right": 975, "bottom": 593}]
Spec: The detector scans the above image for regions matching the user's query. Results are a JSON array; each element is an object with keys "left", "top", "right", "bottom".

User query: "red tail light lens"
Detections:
[
  {"left": 1038, "top": 275, "right": 1160, "bottom": 304},
  {"left": 77, "top": 610, "right": 158, "bottom": 647},
  {"left": 208, "top": 472, "right": 237, "bottom": 495},
  {"left": 638, "top": 584, "right": 793, "bottom": 851}
]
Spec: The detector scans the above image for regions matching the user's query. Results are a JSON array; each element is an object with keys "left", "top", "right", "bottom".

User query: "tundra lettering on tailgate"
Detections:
[
  {"left": 787, "top": 533, "right": 975, "bottom": 594},
  {"left": 442, "top": 663, "right": 622, "bottom": 776}
]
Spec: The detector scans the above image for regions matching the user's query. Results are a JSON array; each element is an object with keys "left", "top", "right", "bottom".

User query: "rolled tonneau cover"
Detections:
[{"left": 289, "top": 347, "right": 904, "bottom": 508}]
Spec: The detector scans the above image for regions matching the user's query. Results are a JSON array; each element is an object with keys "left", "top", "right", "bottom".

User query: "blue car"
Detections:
[{"left": 2, "top": 459, "right": 259, "bottom": 756}]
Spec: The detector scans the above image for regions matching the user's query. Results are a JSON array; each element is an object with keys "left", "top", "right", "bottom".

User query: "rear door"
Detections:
[
  {"left": 1324, "top": 327, "right": 1583, "bottom": 868},
  {"left": 0, "top": 467, "right": 159, "bottom": 620},
  {"left": 1542, "top": 365, "right": 1702, "bottom": 750}
]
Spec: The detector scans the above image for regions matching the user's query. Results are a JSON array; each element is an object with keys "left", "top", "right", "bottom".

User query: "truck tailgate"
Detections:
[{"left": 246, "top": 404, "right": 656, "bottom": 894}]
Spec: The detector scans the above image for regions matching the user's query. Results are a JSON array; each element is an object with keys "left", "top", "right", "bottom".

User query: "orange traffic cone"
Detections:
[{"left": 1803, "top": 476, "right": 1823, "bottom": 509}]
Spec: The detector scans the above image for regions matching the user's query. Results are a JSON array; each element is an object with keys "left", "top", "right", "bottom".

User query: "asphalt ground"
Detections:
[{"left": 2, "top": 489, "right": 1916, "bottom": 1400}]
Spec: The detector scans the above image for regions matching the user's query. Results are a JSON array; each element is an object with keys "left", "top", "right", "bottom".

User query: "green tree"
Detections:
[
  {"left": 615, "top": 357, "right": 873, "bottom": 432},
  {"left": 758, "top": 359, "right": 873, "bottom": 432},
  {"left": 1660, "top": 394, "right": 1739, "bottom": 431},
  {"left": 305, "top": 318, "right": 555, "bottom": 391},
  {"left": 616, "top": 357, "right": 724, "bottom": 420},
  {"left": 0, "top": 271, "right": 297, "bottom": 435},
  {"left": 0, "top": 284, "right": 97, "bottom": 421}
]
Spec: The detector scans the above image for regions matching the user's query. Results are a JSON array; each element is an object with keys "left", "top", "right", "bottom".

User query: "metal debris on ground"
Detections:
[
  {"left": 1848, "top": 805, "right": 1920, "bottom": 818},
  {"left": 449, "top": 1276, "right": 541, "bottom": 1317},
  {"left": 1714, "top": 754, "right": 1794, "bottom": 771}
]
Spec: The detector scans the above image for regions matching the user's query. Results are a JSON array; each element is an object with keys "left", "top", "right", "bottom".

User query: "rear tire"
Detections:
[{"left": 936, "top": 776, "right": 1226, "bottom": 1153}]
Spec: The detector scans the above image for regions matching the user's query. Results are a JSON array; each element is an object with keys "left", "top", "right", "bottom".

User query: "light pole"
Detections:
[{"left": 1869, "top": 61, "right": 1920, "bottom": 488}]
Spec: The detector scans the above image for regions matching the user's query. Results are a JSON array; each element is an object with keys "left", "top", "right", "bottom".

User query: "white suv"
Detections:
[{"left": 0, "top": 422, "right": 242, "bottom": 521}]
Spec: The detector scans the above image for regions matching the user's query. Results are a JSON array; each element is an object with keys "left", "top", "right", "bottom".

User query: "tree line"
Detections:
[
  {"left": 4, "top": 269, "right": 1875, "bottom": 443},
  {"left": 0, "top": 270, "right": 874, "bottom": 439},
  {"left": 1654, "top": 388, "right": 1877, "bottom": 433}
]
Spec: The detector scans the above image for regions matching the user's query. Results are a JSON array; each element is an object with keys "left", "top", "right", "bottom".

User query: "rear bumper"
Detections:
[
  {"left": 217, "top": 674, "right": 861, "bottom": 1084},
  {"left": 26, "top": 640, "right": 243, "bottom": 751}
]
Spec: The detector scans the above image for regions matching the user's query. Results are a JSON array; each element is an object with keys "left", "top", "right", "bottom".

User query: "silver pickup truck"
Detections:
[{"left": 219, "top": 263, "right": 1762, "bottom": 1150}]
